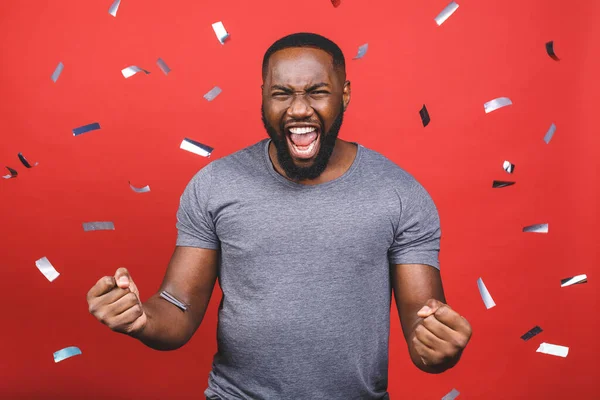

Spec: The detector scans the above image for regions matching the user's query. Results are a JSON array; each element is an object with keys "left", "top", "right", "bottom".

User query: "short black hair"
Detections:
[{"left": 262, "top": 32, "right": 346, "bottom": 80}]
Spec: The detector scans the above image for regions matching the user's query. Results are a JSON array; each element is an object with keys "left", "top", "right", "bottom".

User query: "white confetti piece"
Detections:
[
  {"left": 51, "top": 62, "right": 64, "bottom": 83},
  {"left": 156, "top": 58, "right": 171, "bottom": 75},
  {"left": 108, "top": 0, "right": 121, "bottom": 17},
  {"left": 212, "top": 21, "right": 229, "bottom": 44},
  {"left": 503, "top": 160, "right": 514, "bottom": 174},
  {"left": 442, "top": 388, "right": 460, "bottom": 400},
  {"left": 129, "top": 181, "right": 150, "bottom": 193},
  {"left": 561, "top": 274, "right": 587, "bottom": 287},
  {"left": 435, "top": 1, "right": 459, "bottom": 26},
  {"left": 353, "top": 43, "right": 368, "bottom": 59},
  {"left": 35, "top": 257, "right": 60, "bottom": 282},
  {"left": 523, "top": 223, "right": 548, "bottom": 233},
  {"left": 121, "top": 66, "right": 150, "bottom": 79},
  {"left": 484, "top": 97, "right": 512, "bottom": 113},
  {"left": 544, "top": 123, "right": 556, "bottom": 144},
  {"left": 54, "top": 346, "right": 82, "bottom": 363},
  {"left": 536, "top": 342, "right": 568, "bottom": 358},
  {"left": 203, "top": 86, "right": 222, "bottom": 101},
  {"left": 180, "top": 138, "right": 213, "bottom": 157},
  {"left": 477, "top": 277, "right": 496, "bottom": 309},
  {"left": 82, "top": 221, "right": 115, "bottom": 231}
]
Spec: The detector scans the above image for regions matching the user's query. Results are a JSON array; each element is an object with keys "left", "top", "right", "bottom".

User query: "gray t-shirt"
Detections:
[{"left": 176, "top": 138, "right": 441, "bottom": 400}]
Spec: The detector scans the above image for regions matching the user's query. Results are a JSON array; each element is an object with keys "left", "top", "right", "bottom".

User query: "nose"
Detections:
[{"left": 286, "top": 94, "right": 314, "bottom": 119}]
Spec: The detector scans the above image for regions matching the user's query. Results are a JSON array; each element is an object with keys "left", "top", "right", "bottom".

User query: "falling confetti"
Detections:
[
  {"left": 543, "top": 123, "right": 556, "bottom": 144},
  {"left": 435, "top": 1, "right": 459, "bottom": 26},
  {"left": 129, "top": 181, "right": 151, "bottom": 193},
  {"left": 331, "top": 0, "right": 341, "bottom": 7},
  {"left": 212, "top": 21, "right": 229, "bottom": 44},
  {"left": 521, "top": 326, "right": 543, "bottom": 341},
  {"left": 51, "top": 62, "right": 64, "bottom": 83},
  {"left": 546, "top": 41, "right": 559, "bottom": 61},
  {"left": 503, "top": 161, "right": 515, "bottom": 174},
  {"left": 35, "top": 257, "right": 60, "bottom": 282},
  {"left": 82, "top": 221, "right": 115, "bottom": 231},
  {"left": 108, "top": 0, "right": 121, "bottom": 17},
  {"left": 484, "top": 97, "right": 512, "bottom": 113},
  {"left": 72, "top": 122, "right": 101, "bottom": 137},
  {"left": 523, "top": 223, "right": 548, "bottom": 233},
  {"left": 121, "top": 66, "right": 150, "bottom": 79},
  {"left": 160, "top": 291, "right": 188, "bottom": 311},
  {"left": 419, "top": 105, "right": 430, "bottom": 127},
  {"left": 492, "top": 181, "right": 515, "bottom": 188},
  {"left": 18, "top": 152, "right": 38, "bottom": 168},
  {"left": 54, "top": 346, "right": 82, "bottom": 363},
  {"left": 180, "top": 138, "right": 213, "bottom": 157},
  {"left": 2, "top": 166, "right": 18, "bottom": 179},
  {"left": 536, "top": 343, "right": 568, "bottom": 358},
  {"left": 442, "top": 388, "right": 460, "bottom": 400},
  {"left": 477, "top": 277, "right": 496, "bottom": 309},
  {"left": 156, "top": 58, "right": 171, "bottom": 75},
  {"left": 561, "top": 274, "right": 587, "bottom": 287},
  {"left": 353, "top": 43, "right": 368, "bottom": 60},
  {"left": 203, "top": 86, "right": 222, "bottom": 102}
]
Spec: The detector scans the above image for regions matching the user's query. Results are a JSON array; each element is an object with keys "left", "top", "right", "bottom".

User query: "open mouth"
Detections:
[{"left": 285, "top": 125, "right": 320, "bottom": 160}]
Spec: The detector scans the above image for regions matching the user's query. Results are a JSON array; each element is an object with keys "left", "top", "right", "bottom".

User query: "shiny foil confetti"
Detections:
[
  {"left": 560, "top": 274, "right": 587, "bottom": 287},
  {"left": 521, "top": 326, "right": 543, "bottom": 341},
  {"left": 353, "top": 44, "right": 368, "bottom": 59},
  {"left": 212, "top": 21, "right": 229, "bottom": 44},
  {"left": 484, "top": 97, "right": 512, "bottom": 113},
  {"left": 503, "top": 160, "right": 515, "bottom": 174},
  {"left": 477, "top": 277, "right": 496, "bottom": 309},
  {"left": 53, "top": 346, "right": 82, "bottom": 363},
  {"left": 536, "top": 342, "right": 568, "bottom": 358},
  {"left": 546, "top": 41, "right": 559, "bottom": 61},
  {"left": 435, "top": 1, "right": 459, "bottom": 26},
  {"left": 492, "top": 181, "right": 515, "bottom": 188},
  {"left": 121, "top": 66, "right": 150, "bottom": 79},
  {"left": 419, "top": 105, "right": 430, "bottom": 127},
  {"left": 160, "top": 290, "right": 188, "bottom": 311},
  {"left": 51, "top": 62, "right": 64, "bottom": 83},
  {"left": 442, "top": 388, "right": 460, "bottom": 400},
  {"left": 72, "top": 122, "right": 101, "bottom": 136},
  {"left": 2, "top": 166, "right": 18, "bottom": 179},
  {"left": 18, "top": 152, "right": 38, "bottom": 168},
  {"left": 108, "top": 0, "right": 121, "bottom": 17},
  {"left": 523, "top": 223, "right": 548, "bottom": 233},
  {"left": 82, "top": 221, "right": 115, "bottom": 231},
  {"left": 156, "top": 58, "right": 171, "bottom": 75},
  {"left": 331, "top": 0, "right": 341, "bottom": 7},
  {"left": 544, "top": 123, "right": 556, "bottom": 144},
  {"left": 203, "top": 86, "right": 222, "bottom": 102},
  {"left": 35, "top": 256, "right": 60, "bottom": 282},
  {"left": 180, "top": 138, "right": 213, "bottom": 157},
  {"left": 129, "top": 181, "right": 151, "bottom": 193}
]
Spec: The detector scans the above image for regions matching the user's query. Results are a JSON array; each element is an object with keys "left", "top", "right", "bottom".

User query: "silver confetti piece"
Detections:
[
  {"left": 523, "top": 223, "right": 548, "bottom": 233},
  {"left": 546, "top": 41, "right": 560, "bottom": 61},
  {"left": 477, "top": 277, "right": 496, "bottom": 309},
  {"left": 54, "top": 346, "right": 82, "bottom": 363},
  {"left": 180, "top": 138, "right": 213, "bottom": 157},
  {"left": 442, "top": 388, "right": 460, "bottom": 400},
  {"left": 160, "top": 290, "right": 188, "bottom": 311},
  {"left": 51, "top": 62, "right": 64, "bottom": 83},
  {"left": 35, "top": 256, "right": 60, "bottom": 282},
  {"left": 212, "top": 21, "right": 229, "bottom": 44},
  {"left": 492, "top": 181, "right": 515, "bottom": 188},
  {"left": 543, "top": 123, "right": 556, "bottom": 144},
  {"left": 203, "top": 86, "right": 222, "bottom": 101},
  {"left": 108, "top": 0, "right": 121, "bottom": 17},
  {"left": 484, "top": 97, "right": 512, "bottom": 113},
  {"left": 561, "top": 274, "right": 587, "bottom": 287},
  {"left": 18, "top": 152, "right": 38, "bottom": 168},
  {"left": 435, "top": 1, "right": 459, "bottom": 26},
  {"left": 2, "top": 166, "right": 18, "bottom": 179},
  {"left": 353, "top": 43, "right": 368, "bottom": 59},
  {"left": 503, "top": 160, "right": 514, "bottom": 174},
  {"left": 129, "top": 181, "right": 150, "bottom": 193},
  {"left": 72, "top": 122, "right": 101, "bottom": 136},
  {"left": 521, "top": 326, "right": 543, "bottom": 341},
  {"left": 121, "top": 66, "right": 150, "bottom": 79},
  {"left": 536, "top": 342, "right": 568, "bottom": 358},
  {"left": 82, "top": 221, "right": 115, "bottom": 231},
  {"left": 156, "top": 58, "right": 171, "bottom": 75}
]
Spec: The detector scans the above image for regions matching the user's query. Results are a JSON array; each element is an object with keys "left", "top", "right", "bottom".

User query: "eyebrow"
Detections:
[{"left": 270, "top": 82, "right": 331, "bottom": 93}]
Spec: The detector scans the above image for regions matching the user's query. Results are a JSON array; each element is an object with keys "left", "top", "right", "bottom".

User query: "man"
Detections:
[{"left": 86, "top": 33, "right": 472, "bottom": 399}]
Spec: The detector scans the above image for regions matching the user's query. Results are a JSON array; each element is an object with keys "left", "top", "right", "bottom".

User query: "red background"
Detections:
[{"left": 1, "top": 0, "right": 598, "bottom": 399}]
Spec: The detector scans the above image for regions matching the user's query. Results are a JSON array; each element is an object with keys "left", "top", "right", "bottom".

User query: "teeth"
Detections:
[
  {"left": 292, "top": 139, "right": 317, "bottom": 154},
  {"left": 289, "top": 126, "right": 316, "bottom": 134}
]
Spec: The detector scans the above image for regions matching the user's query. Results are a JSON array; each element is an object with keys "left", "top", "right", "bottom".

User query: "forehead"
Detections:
[{"left": 266, "top": 47, "right": 336, "bottom": 87}]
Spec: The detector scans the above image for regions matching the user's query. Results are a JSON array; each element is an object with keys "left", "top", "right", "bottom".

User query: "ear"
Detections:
[{"left": 342, "top": 80, "right": 351, "bottom": 111}]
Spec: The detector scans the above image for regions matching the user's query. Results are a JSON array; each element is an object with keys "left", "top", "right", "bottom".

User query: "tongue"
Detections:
[{"left": 289, "top": 132, "right": 317, "bottom": 147}]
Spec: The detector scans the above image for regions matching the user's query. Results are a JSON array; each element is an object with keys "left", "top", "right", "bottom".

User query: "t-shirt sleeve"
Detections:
[
  {"left": 388, "top": 179, "right": 441, "bottom": 269},
  {"left": 175, "top": 163, "right": 220, "bottom": 249}
]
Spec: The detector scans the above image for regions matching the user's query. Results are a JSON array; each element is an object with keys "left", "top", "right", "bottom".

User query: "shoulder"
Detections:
[{"left": 357, "top": 143, "right": 425, "bottom": 191}]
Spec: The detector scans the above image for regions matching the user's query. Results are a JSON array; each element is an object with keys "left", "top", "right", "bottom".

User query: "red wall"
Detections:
[{"left": 1, "top": 0, "right": 598, "bottom": 398}]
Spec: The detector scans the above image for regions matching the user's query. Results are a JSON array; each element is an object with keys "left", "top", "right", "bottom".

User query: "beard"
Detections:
[{"left": 261, "top": 103, "right": 345, "bottom": 181}]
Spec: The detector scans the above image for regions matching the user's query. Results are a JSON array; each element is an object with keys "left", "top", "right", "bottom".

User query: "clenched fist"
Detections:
[
  {"left": 86, "top": 267, "right": 147, "bottom": 336},
  {"left": 412, "top": 299, "right": 472, "bottom": 370}
]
